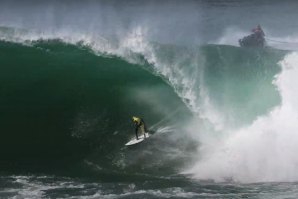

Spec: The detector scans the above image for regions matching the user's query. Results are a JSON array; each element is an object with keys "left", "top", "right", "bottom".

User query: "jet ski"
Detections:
[{"left": 239, "top": 33, "right": 265, "bottom": 47}]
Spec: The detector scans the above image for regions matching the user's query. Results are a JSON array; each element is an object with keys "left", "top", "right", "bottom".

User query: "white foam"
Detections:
[
  {"left": 184, "top": 52, "right": 298, "bottom": 183},
  {"left": 1, "top": 175, "right": 86, "bottom": 199},
  {"left": 85, "top": 187, "right": 199, "bottom": 199}
]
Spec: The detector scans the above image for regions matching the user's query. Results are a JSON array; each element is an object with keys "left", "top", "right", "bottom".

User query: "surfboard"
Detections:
[{"left": 125, "top": 133, "right": 150, "bottom": 146}]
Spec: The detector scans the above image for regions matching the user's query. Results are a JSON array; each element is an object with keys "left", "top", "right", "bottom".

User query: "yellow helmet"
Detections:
[{"left": 132, "top": 116, "right": 140, "bottom": 123}]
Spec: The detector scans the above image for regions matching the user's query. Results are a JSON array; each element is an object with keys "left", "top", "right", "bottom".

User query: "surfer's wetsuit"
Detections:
[{"left": 132, "top": 117, "right": 148, "bottom": 140}]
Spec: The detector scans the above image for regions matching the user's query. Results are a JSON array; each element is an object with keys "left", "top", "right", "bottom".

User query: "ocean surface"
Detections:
[{"left": 1, "top": 0, "right": 298, "bottom": 198}]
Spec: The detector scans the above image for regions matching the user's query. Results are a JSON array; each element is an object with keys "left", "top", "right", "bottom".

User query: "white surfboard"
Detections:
[{"left": 125, "top": 133, "right": 150, "bottom": 146}]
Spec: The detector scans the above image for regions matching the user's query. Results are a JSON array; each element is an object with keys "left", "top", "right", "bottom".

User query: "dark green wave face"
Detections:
[{"left": 0, "top": 40, "right": 190, "bottom": 174}]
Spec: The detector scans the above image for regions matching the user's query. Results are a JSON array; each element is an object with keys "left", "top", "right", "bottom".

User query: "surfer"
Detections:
[
  {"left": 252, "top": 24, "right": 265, "bottom": 40},
  {"left": 132, "top": 116, "right": 148, "bottom": 140}
]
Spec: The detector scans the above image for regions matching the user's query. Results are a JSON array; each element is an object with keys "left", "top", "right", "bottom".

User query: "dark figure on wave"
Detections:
[
  {"left": 132, "top": 116, "right": 148, "bottom": 140},
  {"left": 239, "top": 25, "right": 265, "bottom": 47}
]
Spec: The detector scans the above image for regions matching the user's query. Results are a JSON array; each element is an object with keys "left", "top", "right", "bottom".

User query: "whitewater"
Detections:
[
  {"left": 185, "top": 52, "right": 298, "bottom": 183},
  {"left": 1, "top": 0, "right": 298, "bottom": 198}
]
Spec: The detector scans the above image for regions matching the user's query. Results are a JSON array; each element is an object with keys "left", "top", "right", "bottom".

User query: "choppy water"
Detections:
[{"left": 2, "top": 175, "right": 298, "bottom": 199}]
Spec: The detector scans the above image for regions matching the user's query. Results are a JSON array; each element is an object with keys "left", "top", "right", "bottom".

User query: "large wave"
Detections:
[{"left": 0, "top": 24, "right": 291, "bottom": 183}]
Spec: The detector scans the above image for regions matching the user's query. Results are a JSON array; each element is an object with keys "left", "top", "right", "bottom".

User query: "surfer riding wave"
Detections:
[{"left": 132, "top": 116, "right": 148, "bottom": 140}]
